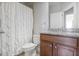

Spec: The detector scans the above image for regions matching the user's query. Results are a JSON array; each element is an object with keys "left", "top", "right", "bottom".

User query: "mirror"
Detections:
[
  {"left": 64, "top": 7, "right": 74, "bottom": 29},
  {"left": 49, "top": 2, "right": 79, "bottom": 32}
]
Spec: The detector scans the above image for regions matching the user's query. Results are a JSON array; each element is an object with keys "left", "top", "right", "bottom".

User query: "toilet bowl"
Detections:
[
  {"left": 22, "top": 43, "right": 37, "bottom": 56},
  {"left": 22, "top": 35, "right": 40, "bottom": 56}
]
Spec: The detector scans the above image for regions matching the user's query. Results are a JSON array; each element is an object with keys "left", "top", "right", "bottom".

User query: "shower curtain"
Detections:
[{"left": 0, "top": 2, "right": 33, "bottom": 56}]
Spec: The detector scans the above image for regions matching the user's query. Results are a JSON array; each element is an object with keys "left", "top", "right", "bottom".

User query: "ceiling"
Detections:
[
  {"left": 20, "top": 2, "right": 73, "bottom": 9},
  {"left": 20, "top": 2, "right": 34, "bottom": 9}
]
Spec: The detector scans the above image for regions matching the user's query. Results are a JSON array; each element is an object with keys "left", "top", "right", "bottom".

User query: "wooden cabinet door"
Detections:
[
  {"left": 40, "top": 40, "right": 53, "bottom": 56},
  {"left": 54, "top": 43, "right": 76, "bottom": 56}
]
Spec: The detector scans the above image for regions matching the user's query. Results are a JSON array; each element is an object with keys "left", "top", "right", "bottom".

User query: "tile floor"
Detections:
[
  {"left": 17, "top": 46, "right": 40, "bottom": 56},
  {"left": 0, "top": 46, "right": 40, "bottom": 56}
]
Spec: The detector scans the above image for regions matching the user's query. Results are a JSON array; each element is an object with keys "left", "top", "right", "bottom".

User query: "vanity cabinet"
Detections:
[
  {"left": 53, "top": 43, "right": 76, "bottom": 56},
  {"left": 40, "top": 33, "right": 79, "bottom": 56},
  {"left": 40, "top": 41, "right": 53, "bottom": 56}
]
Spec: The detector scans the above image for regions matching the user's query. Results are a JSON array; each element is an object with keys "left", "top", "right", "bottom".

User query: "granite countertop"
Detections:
[{"left": 41, "top": 30, "right": 79, "bottom": 38}]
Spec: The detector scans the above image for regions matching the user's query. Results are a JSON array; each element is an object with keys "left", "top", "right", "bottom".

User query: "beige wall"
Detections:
[{"left": 33, "top": 2, "right": 49, "bottom": 35}]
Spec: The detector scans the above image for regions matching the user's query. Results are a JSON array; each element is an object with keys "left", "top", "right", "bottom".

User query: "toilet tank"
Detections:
[{"left": 33, "top": 35, "right": 40, "bottom": 45}]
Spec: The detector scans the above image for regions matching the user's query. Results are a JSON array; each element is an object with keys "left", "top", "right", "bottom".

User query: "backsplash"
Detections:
[{"left": 49, "top": 28, "right": 79, "bottom": 33}]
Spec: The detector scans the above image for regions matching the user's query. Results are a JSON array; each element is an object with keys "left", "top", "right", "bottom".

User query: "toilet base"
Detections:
[{"left": 24, "top": 49, "right": 36, "bottom": 56}]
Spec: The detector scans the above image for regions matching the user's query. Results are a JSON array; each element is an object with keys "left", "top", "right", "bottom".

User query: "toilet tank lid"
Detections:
[{"left": 22, "top": 43, "right": 37, "bottom": 48}]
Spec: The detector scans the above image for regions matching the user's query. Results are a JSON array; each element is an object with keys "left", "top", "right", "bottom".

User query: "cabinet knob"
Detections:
[
  {"left": 54, "top": 46, "right": 57, "bottom": 48},
  {"left": 49, "top": 44, "right": 52, "bottom": 47}
]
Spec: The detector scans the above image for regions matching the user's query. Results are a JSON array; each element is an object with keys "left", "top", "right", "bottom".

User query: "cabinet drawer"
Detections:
[
  {"left": 40, "top": 34, "right": 54, "bottom": 42},
  {"left": 51, "top": 36, "right": 77, "bottom": 48},
  {"left": 40, "top": 34, "right": 77, "bottom": 48}
]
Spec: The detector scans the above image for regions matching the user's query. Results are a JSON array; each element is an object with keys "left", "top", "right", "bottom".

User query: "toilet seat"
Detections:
[
  {"left": 22, "top": 43, "right": 37, "bottom": 49},
  {"left": 22, "top": 43, "right": 37, "bottom": 56}
]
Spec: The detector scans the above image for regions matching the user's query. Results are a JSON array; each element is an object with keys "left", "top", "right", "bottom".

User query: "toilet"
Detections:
[
  {"left": 22, "top": 43, "right": 37, "bottom": 56},
  {"left": 22, "top": 35, "right": 40, "bottom": 56}
]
